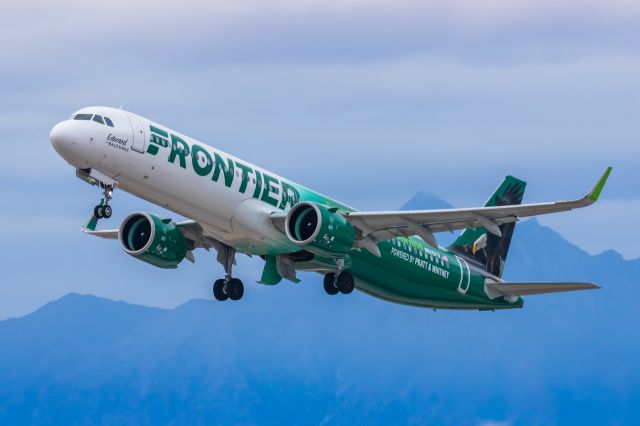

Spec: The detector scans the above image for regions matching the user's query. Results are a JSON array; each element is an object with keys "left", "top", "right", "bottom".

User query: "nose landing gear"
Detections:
[
  {"left": 94, "top": 204, "right": 112, "bottom": 220},
  {"left": 93, "top": 183, "right": 116, "bottom": 220},
  {"left": 75, "top": 169, "right": 117, "bottom": 221}
]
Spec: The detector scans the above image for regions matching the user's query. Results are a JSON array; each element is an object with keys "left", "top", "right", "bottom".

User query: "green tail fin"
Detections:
[{"left": 448, "top": 175, "right": 527, "bottom": 278}]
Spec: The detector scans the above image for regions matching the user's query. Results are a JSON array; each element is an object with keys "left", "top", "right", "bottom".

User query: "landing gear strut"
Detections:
[
  {"left": 93, "top": 183, "right": 115, "bottom": 220},
  {"left": 323, "top": 271, "right": 355, "bottom": 295},
  {"left": 212, "top": 245, "right": 245, "bottom": 301}
]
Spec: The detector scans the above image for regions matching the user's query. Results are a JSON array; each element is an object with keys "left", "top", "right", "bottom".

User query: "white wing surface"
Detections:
[{"left": 344, "top": 168, "right": 612, "bottom": 247}]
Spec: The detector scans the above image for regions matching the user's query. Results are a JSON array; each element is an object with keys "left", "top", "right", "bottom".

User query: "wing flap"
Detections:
[{"left": 487, "top": 282, "right": 600, "bottom": 296}]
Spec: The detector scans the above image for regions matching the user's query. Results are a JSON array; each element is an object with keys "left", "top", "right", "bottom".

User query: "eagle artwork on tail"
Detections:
[{"left": 449, "top": 178, "right": 526, "bottom": 278}]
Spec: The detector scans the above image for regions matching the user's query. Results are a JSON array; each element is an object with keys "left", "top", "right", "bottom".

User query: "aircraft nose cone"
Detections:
[
  {"left": 50, "top": 121, "right": 73, "bottom": 153},
  {"left": 50, "top": 121, "right": 64, "bottom": 149}
]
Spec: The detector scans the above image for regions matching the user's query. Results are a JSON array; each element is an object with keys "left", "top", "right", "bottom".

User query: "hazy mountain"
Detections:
[
  {"left": 0, "top": 193, "right": 638, "bottom": 425},
  {"left": 399, "top": 192, "right": 456, "bottom": 246},
  {"left": 399, "top": 191, "right": 454, "bottom": 211}
]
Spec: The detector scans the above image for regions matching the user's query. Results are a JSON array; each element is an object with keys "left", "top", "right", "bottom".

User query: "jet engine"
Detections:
[
  {"left": 285, "top": 202, "right": 356, "bottom": 256},
  {"left": 119, "top": 212, "right": 188, "bottom": 269}
]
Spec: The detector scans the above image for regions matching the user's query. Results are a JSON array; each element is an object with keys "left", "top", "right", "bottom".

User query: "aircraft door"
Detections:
[{"left": 128, "top": 114, "right": 147, "bottom": 153}]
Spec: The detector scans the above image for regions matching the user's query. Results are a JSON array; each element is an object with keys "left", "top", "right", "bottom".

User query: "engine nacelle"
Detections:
[
  {"left": 285, "top": 202, "right": 356, "bottom": 256},
  {"left": 119, "top": 212, "right": 188, "bottom": 269}
]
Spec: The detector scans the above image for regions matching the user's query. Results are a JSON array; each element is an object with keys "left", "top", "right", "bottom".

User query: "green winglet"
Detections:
[
  {"left": 589, "top": 167, "right": 613, "bottom": 202},
  {"left": 82, "top": 199, "right": 105, "bottom": 231},
  {"left": 85, "top": 214, "right": 99, "bottom": 231}
]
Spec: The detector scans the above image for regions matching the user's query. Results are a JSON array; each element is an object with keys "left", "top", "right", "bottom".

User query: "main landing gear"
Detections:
[
  {"left": 323, "top": 271, "right": 355, "bottom": 296},
  {"left": 93, "top": 183, "right": 115, "bottom": 219},
  {"left": 212, "top": 245, "right": 245, "bottom": 302},
  {"left": 213, "top": 278, "right": 244, "bottom": 301}
]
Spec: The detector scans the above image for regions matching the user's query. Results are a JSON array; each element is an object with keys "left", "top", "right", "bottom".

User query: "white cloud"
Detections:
[
  {"left": 3, "top": 0, "right": 640, "bottom": 67},
  {"left": 4, "top": 54, "right": 638, "bottom": 186}
]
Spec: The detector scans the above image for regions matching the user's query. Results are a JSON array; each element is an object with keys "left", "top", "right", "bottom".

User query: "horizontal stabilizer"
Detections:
[{"left": 486, "top": 282, "right": 600, "bottom": 297}]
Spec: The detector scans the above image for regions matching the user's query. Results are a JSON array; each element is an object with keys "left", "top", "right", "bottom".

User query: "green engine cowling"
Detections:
[
  {"left": 119, "top": 212, "right": 188, "bottom": 269},
  {"left": 285, "top": 202, "right": 356, "bottom": 256}
]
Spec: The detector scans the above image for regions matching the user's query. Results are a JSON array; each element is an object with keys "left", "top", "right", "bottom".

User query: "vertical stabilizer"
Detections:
[{"left": 448, "top": 176, "right": 527, "bottom": 277}]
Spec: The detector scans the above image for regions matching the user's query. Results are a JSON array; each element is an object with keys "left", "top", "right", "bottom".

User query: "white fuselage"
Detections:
[{"left": 50, "top": 106, "right": 325, "bottom": 256}]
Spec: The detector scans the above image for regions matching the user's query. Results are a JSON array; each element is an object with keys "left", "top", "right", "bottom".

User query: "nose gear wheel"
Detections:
[{"left": 93, "top": 183, "right": 116, "bottom": 220}]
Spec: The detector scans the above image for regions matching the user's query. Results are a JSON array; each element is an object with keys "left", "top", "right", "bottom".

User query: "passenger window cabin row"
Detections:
[{"left": 73, "top": 113, "right": 114, "bottom": 127}]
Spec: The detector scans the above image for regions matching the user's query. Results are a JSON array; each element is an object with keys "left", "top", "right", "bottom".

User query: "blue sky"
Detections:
[{"left": 1, "top": 0, "right": 639, "bottom": 318}]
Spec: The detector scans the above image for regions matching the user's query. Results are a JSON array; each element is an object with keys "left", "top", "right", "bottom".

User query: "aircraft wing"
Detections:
[
  {"left": 343, "top": 167, "right": 611, "bottom": 248},
  {"left": 82, "top": 219, "right": 218, "bottom": 250},
  {"left": 486, "top": 282, "right": 600, "bottom": 297},
  {"left": 81, "top": 215, "right": 243, "bottom": 267}
]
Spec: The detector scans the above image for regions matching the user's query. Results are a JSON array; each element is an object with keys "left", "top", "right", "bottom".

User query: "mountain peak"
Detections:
[{"left": 399, "top": 191, "right": 453, "bottom": 211}]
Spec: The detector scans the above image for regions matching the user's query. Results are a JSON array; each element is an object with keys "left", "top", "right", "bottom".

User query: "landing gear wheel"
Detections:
[
  {"left": 212, "top": 245, "right": 243, "bottom": 301},
  {"left": 323, "top": 273, "right": 339, "bottom": 295},
  {"left": 90, "top": 183, "right": 117, "bottom": 221},
  {"left": 227, "top": 278, "right": 244, "bottom": 301},
  {"left": 336, "top": 272, "right": 355, "bottom": 294},
  {"left": 213, "top": 279, "right": 228, "bottom": 301},
  {"left": 101, "top": 205, "right": 112, "bottom": 219}
]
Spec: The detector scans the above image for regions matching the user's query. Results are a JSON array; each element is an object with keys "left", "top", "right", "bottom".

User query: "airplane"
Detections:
[{"left": 50, "top": 106, "right": 611, "bottom": 310}]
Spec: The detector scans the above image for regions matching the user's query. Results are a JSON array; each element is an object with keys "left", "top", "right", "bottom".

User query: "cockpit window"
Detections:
[{"left": 72, "top": 112, "right": 115, "bottom": 127}]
